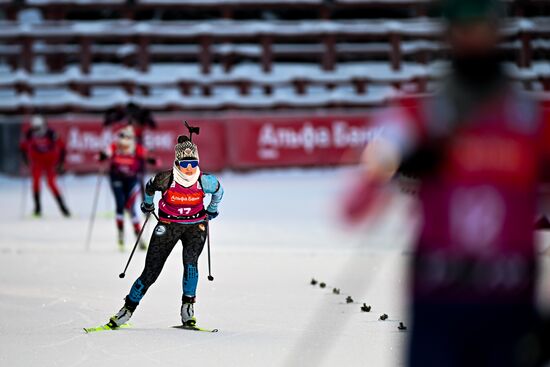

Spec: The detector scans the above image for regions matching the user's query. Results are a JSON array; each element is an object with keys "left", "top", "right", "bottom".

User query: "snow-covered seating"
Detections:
[
  {"left": 3, "top": 0, "right": 434, "bottom": 23},
  {"left": 1, "top": 1, "right": 548, "bottom": 114},
  {"left": 0, "top": 83, "right": 398, "bottom": 113},
  {"left": 0, "top": 60, "right": 548, "bottom": 113},
  {"left": 4, "top": 0, "right": 544, "bottom": 23},
  {"left": 1, "top": 17, "right": 548, "bottom": 74}
]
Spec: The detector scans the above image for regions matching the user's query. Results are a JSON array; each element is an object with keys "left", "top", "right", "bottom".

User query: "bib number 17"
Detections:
[{"left": 178, "top": 208, "right": 192, "bottom": 215}]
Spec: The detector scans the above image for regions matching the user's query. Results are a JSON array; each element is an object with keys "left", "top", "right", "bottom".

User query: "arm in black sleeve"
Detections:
[{"left": 144, "top": 170, "right": 172, "bottom": 197}]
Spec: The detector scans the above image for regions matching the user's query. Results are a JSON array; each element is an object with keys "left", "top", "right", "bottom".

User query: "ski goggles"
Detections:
[{"left": 176, "top": 159, "right": 199, "bottom": 168}]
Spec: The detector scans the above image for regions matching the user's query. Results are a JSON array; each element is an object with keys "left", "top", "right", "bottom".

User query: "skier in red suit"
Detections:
[
  {"left": 20, "top": 115, "right": 70, "bottom": 217},
  {"left": 104, "top": 102, "right": 157, "bottom": 200},
  {"left": 98, "top": 125, "right": 157, "bottom": 251}
]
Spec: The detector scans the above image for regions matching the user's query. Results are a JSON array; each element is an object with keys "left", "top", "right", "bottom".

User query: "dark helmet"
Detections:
[{"left": 441, "top": 0, "right": 503, "bottom": 23}]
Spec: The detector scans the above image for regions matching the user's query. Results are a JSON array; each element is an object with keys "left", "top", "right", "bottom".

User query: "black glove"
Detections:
[
  {"left": 21, "top": 152, "right": 29, "bottom": 167},
  {"left": 98, "top": 151, "right": 109, "bottom": 162},
  {"left": 206, "top": 211, "right": 219, "bottom": 221},
  {"left": 140, "top": 201, "right": 155, "bottom": 213},
  {"left": 56, "top": 163, "right": 66, "bottom": 174}
]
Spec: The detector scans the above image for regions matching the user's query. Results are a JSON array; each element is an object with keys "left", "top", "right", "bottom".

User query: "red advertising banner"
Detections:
[
  {"left": 225, "top": 114, "right": 378, "bottom": 169},
  {"left": 16, "top": 97, "right": 550, "bottom": 174},
  {"left": 42, "top": 118, "right": 227, "bottom": 173},
  {"left": 21, "top": 113, "right": 381, "bottom": 173}
]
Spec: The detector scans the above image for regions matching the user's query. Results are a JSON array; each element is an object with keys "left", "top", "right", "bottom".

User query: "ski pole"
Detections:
[
  {"left": 20, "top": 175, "right": 28, "bottom": 219},
  {"left": 152, "top": 211, "right": 160, "bottom": 221},
  {"left": 206, "top": 219, "right": 214, "bottom": 281},
  {"left": 85, "top": 171, "right": 104, "bottom": 251},
  {"left": 119, "top": 213, "right": 151, "bottom": 279}
]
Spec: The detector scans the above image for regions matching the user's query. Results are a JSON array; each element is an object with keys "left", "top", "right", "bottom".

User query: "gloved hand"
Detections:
[
  {"left": 21, "top": 153, "right": 29, "bottom": 167},
  {"left": 206, "top": 211, "right": 219, "bottom": 221},
  {"left": 140, "top": 201, "right": 155, "bottom": 214},
  {"left": 56, "top": 163, "right": 66, "bottom": 174},
  {"left": 98, "top": 151, "right": 109, "bottom": 162}
]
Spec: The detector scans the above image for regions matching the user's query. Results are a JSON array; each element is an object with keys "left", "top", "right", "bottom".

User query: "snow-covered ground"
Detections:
[
  {"left": 1, "top": 168, "right": 549, "bottom": 367},
  {"left": 0, "top": 168, "right": 416, "bottom": 366}
]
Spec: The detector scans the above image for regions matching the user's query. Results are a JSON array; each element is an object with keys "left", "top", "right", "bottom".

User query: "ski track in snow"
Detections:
[{"left": 6, "top": 169, "right": 548, "bottom": 366}]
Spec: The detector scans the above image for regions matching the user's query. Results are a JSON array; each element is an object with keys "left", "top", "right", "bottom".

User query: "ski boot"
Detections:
[
  {"left": 33, "top": 192, "right": 41, "bottom": 218},
  {"left": 55, "top": 195, "right": 71, "bottom": 217},
  {"left": 117, "top": 230, "right": 124, "bottom": 252},
  {"left": 181, "top": 295, "right": 196, "bottom": 327},
  {"left": 108, "top": 297, "right": 137, "bottom": 328}
]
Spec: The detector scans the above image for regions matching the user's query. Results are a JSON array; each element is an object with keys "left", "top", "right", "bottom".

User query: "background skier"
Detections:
[
  {"left": 98, "top": 125, "right": 157, "bottom": 251},
  {"left": 104, "top": 102, "right": 158, "bottom": 200},
  {"left": 20, "top": 115, "right": 70, "bottom": 217}
]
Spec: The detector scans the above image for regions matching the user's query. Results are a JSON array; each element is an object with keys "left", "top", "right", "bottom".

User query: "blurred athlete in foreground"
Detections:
[{"left": 344, "top": 1, "right": 550, "bottom": 366}]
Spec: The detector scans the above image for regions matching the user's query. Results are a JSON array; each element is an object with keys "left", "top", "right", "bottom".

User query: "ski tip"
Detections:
[
  {"left": 171, "top": 325, "right": 219, "bottom": 333},
  {"left": 83, "top": 323, "right": 131, "bottom": 334},
  {"left": 83, "top": 326, "right": 104, "bottom": 333},
  {"left": 83, "top": 326, "right": 106, "bottom": 333}
]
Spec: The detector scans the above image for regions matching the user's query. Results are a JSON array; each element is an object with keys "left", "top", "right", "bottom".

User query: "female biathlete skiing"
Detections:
[{"left": 105, "top": 129, "right": 223, "bottom": 329}]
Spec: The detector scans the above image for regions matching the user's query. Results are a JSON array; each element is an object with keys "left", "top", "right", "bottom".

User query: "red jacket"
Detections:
[{"left": 20, "top": 128, "right": 65, "bottom": 167}]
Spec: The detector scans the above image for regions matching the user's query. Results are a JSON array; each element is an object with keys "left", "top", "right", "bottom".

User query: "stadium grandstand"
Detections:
[{"left": 0, "top": 0, "right": 548, "bottom": 114}]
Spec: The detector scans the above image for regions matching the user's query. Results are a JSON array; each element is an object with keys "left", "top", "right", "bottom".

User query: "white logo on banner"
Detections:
[
  {"left": 67, "top": 128, "right": 175, "bottom": 153},
  {"left": 67, "top": 128, "right": 113, "bottom": 152},
  {"left": 257, "top": 121, "right": 383, "bottom": 159}
]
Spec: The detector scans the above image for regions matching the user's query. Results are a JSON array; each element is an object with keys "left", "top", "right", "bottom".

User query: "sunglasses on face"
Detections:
[{"left": 176, "top": 160, "right": 199, "bottom": 168}]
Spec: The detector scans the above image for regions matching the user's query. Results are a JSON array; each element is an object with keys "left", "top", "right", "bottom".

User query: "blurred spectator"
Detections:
[
  {"left": 20, "top": 115, "right": 70, "bottom": 217},
  {"left": 104, "top": 102, "right": 157, "bottom": 144},
  {"left": 344, "top": 0, "right": 550, "bottom": 366}
]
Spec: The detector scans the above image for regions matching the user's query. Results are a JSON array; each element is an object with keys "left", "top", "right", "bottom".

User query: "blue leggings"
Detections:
[
  {"left": 126, "top": 222, "right": 207, "bottom": 306},
  {"left": 110, "top": 175, "right": 140, "bottom": 230}
]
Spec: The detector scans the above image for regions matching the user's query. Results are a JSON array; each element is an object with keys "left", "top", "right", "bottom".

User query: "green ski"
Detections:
[
  {"left": 171, "top": 325, "right": 218, "bottom": 333},
  {"left": 84, "top": 323, "right": 131, "bottom": 333}
]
